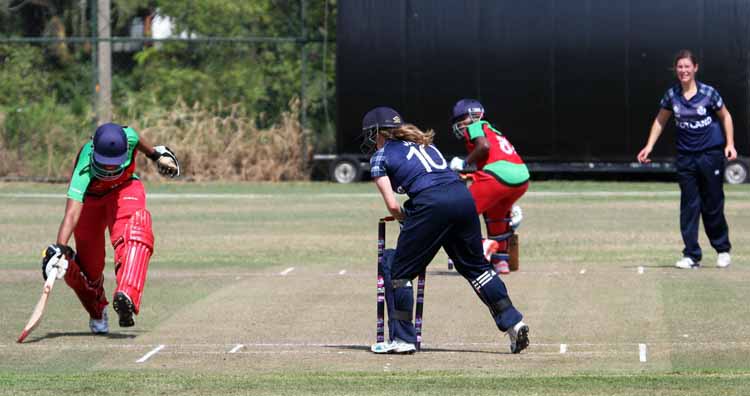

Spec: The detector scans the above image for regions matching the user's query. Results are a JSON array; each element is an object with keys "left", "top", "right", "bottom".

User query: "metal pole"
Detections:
[
  {"left": 91, "top": 0, "right": 98, "bottom": 127},
  {"left": 96, "top": 0, "right": 112, "bottom": 124},
  {"left": 300, "top": 0, "right": 307, "bottom": 130}
]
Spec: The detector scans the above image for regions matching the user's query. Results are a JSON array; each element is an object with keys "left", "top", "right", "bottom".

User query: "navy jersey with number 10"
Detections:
[{"left": 370, "top": 140, "right": 459, "bottom": 197}]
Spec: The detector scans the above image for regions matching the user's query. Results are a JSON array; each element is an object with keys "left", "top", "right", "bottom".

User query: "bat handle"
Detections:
[{"left": 44, "top": 268, "right": 58, "bottom": 292}]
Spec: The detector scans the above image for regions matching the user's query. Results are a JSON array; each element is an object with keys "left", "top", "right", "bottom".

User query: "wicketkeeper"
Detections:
[{"left": 42, "top": 123, "right": 179, "bottom": 334}]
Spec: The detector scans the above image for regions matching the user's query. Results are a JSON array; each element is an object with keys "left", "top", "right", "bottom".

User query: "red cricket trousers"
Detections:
[
  {"left": 468, "top": 171, "right": 528, "bottom": 251},
  {"left": 67, "top": 179, "right": 149, "bottom": 319}
]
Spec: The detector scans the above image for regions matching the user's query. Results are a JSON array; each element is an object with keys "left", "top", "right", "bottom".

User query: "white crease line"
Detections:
[
  {"left": 638, "top": 266, "right": 644, "bottom": 274},
  {"left": 279, "top": 267, "right": 295, "bottom": 276},
  {"left": 8, "top": 340, "right": 750, "bottom": 350},
  {"left": 228, "top": 344, "right": 244, "bottom": 354},
  {"left": 639, "top": 344, "right": 647, "bottom": 362},
  {"left": 5, "top": 191, "right": 750, "bottom": 200},
  {"left": 339, "top": 270, "right": 347, "bottom": 275},
  {"left": 560, "top": 344, "right": 567, "bottom": 354},
  {"left": 136, "top": 344, "right": 165, "bottom": 363}
]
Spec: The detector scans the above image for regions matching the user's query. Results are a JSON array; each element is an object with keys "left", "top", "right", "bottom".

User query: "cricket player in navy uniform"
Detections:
[
  {"left": 637, "top": 49, "right": 736, "bottom": 269},
  {"left": 363, "top": 106, "right": 529, "bottom": 354}
]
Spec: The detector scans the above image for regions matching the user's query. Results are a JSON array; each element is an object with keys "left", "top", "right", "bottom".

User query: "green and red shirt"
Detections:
[
  {"left": 67, "top": 127, "right": 140, "bottom": 202},
  {"left": 463, "top": 121, "right": 529, "bottom": 186}
]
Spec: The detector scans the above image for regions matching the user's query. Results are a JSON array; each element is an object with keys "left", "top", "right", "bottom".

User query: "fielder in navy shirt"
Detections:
[
  {"left": 638, "top": 49, "right": 736, "bottom": 269},
  {"left": 363, "top": 106, "right": 529, "bottom": 355}
]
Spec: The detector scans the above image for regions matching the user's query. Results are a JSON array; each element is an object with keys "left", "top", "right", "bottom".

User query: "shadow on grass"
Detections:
[
  {"left": 624, "top": 264, "right": 674, "bottom": 269},
  {"left": 325, "top": 344, "right": 503, "bottom": 355},
  {"left": 429, "top": 270, "right": 463, "bottom": 277},
  {"left": 23, "top": 331, "right": 142, "bottom": 343}
]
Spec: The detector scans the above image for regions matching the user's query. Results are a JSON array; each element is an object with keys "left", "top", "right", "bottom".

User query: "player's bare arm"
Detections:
[
  {"left": 638, "top": 108, "right": 672, "bottom": 163},
  {"left": 56, "top": 198, "right": 83, "bottom": 246},
  {"left": 716, "top": 106, "right": 737, "bottom": 160},
  {"left": 465, "top": 135, "right": 490, "bottom": 166},
  {"left": 373, "top": 176, "right": 404, "bottom": 220}
]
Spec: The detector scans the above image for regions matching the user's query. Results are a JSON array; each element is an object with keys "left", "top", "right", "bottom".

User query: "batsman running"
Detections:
[
  {"left": 448, "top": 99, "right": 529, "bottom": 274},
  {"left": 363, "top": 106, "right": 529, "bottom": 354},
  {"left": 40, "top": 122, "right": 179, "bottom": 335}
]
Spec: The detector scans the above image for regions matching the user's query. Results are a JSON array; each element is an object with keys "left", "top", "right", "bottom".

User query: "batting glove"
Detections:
[
  {"left": 41, "top": 244, "right": 73, "bottom": 280},
  {"left": 449, "top": 157, "right": 465, "bottom": 171},
  {"left": 509, "top": 204, "right": 523, "bottom": 230},
  {"left": 150, "top": 146, "right": 181, "bottom": 178}
]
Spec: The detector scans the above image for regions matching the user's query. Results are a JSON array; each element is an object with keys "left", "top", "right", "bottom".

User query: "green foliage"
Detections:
[
  {"left": 0, "top": 45, "right": 50, "bottom": 106},
  {"left": 1, "top": 96, "right": 91, "bottom": 178},
  {"left": 0, "top": 0, "right": 338, "bottom": 178}
]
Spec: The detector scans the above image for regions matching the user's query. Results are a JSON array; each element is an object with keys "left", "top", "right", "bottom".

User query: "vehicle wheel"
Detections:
[
  {"left": 330, "top": 159, "right": 361, "bottom": 183},
  {"left": 725, "top": 160, "right": 748, "bottom": 184}
]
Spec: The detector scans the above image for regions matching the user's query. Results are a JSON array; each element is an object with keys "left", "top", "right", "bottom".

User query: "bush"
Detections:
[
  {"left": 127, "top": 99, "right": 312, "bottom": 181},
  {"left": 0, "top": 98, "right": 91, "bottom": 179}
]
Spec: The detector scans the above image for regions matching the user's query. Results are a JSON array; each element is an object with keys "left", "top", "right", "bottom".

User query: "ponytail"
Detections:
[{"left": 379, "top": 124, "right": 435, "bottom": 147}]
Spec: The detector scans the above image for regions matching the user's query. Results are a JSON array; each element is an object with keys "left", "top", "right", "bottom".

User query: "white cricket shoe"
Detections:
[
  {"left": 493, "top": 259, "right": 510, "bottom": 275},
  {"left": 371, "top": 338, "right": 417, "bottom": 354},
  {"left": 507, "top": 321, "right": 529, "bottom": 354},
  {"left": 675, "top": 257, "right": 700, "bottom": 269},
  {"left": 89, "top": 309, "right": 109, "bottom": 334},
  {"left": 717, "top": 252, "right": 731, "bottom": 268}
]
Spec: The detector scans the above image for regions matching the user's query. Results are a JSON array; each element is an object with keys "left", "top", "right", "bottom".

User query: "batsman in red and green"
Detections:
[
  {"left": 41, "top": 123, "right": 179, "bottom": 334},
  {"left": 449, "top": 99, "right": 529, "bottom": 274}
]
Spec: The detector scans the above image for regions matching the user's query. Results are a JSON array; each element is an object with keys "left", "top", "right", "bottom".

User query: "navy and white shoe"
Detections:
[
  {"left": 507, "top": 321, "right": 529, "bottom": 354},
  {"left": 675, "top": 257, "right": 700, "bottom": 269},
  {"left": 89, "top": 309, "right": 109, "bottom": 334},
  {"left": 113, "top": 291, "right": 135, "bottom": 327}
]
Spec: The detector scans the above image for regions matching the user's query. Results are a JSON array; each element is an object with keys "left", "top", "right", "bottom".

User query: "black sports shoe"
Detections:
[
  {"left": 509, "top": 322, "right": 529, "bottom": 354},
  {"left": 113, "top": 291, "right": 135, "bottom": 327}
]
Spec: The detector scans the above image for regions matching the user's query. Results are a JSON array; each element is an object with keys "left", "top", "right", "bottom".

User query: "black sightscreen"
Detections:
[{"left": 337, "top": 0, "right": 749, "bottom": 162}]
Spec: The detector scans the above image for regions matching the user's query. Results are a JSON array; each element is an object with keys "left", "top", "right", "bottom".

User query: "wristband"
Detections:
[{"left": 147, "top": 151, "right": 161, "bottom": 161}]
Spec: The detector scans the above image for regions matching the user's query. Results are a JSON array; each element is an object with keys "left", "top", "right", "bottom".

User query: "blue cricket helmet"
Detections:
[
  {"left": 360, "top": 106, "right": 404, "bottom": 153},
  {"left": 452, "top": 99, "right": 484, "bottom": 122},
  {"left": 362, "top": 106, "right": 404, "bottom": 130},
  {"left": 451, "top": 99, "right": 484, "bottom": 139},
  {"left": 91, "top": 123, "right": 128, "bottom": 180}
]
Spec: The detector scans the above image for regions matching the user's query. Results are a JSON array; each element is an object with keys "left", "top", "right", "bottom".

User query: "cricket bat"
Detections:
[
  {"left": 508, "top": 234, "right": 520, "bottom": 271},
  {"left": 17, "top": 267, "right": 58, "bottom": 343}
]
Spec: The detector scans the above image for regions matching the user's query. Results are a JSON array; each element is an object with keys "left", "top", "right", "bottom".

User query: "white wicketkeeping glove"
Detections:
[
  {"left": 509, "top": 204, "right": 523, "bottom": 230},
  {"left": 449, "top": 157, "right": 465, "bottom": 171}
]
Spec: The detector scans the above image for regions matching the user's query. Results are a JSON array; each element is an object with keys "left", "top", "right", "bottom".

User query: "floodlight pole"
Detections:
[{"left": 96, "top": 0, "right": 113, "bottom": 124}]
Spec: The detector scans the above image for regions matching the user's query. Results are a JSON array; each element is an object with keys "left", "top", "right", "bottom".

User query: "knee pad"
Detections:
[
  {"left": 388, "top": 279, "right": 417, "bottom": 343},
  {"left": 64, "top": 257, "right": 108, "bottom": 319},
  {"left": 470, "top": 269, "right": 513, "bottom": 317},
  {"left": 114, "top": 209, "right": 154, "bottom": 313},
  {"left": 382, "top": 248, "right": 417, "bottom": 343},
  {"left": 469, "top": 269, "right": 522, "bottom": 331}
]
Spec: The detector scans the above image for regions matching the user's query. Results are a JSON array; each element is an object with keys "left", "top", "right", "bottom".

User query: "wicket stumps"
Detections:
[
  {"left": 376, "top": 217, "right": 388, "bottom": 344},
  {"left": 415, "top": 271, "right": 425, "bottom": 351},
  {"left": 377, "top": 216, "right": 426, "bottom": 351}
]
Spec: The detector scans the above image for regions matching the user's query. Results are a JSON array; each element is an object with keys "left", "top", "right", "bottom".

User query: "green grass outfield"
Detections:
[{"left": 1, "top": 181, "right": 749, "bottom": 395}]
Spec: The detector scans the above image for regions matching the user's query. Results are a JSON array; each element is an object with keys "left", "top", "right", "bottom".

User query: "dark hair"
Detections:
[{"left": 673, "top": 49, "right": 698, "bottom": 67}]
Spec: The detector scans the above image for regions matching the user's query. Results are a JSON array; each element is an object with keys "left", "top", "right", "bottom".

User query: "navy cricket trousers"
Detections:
[
  {"left": 676, "top": 149, "right": 731, "bottom": 261},
  {"left": 386, "top": 181, "right": 522, "bottom": 338},
  {"left": 392, "top": 181, "right": 495, "bottom": 281}
]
